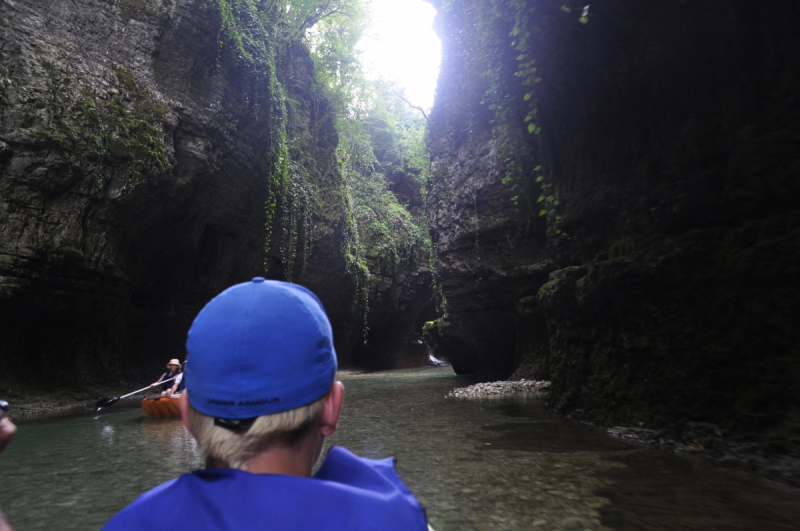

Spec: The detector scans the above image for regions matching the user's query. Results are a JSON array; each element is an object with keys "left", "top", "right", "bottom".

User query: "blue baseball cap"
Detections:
[{"left": 185, "top": 277, "right": 337, "bottom": 419}]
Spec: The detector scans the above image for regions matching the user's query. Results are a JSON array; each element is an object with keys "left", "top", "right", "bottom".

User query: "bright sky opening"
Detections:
[{"left": 358, "top": 0, "right": 441, "bottom": 112}]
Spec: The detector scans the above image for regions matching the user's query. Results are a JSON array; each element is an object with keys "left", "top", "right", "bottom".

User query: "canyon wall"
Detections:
[
  {"left": 0, "top": 0, "right": 430, "bottom": 388},
  {"left": 426, "top": 0, "right": 800, "bottom": 443}
]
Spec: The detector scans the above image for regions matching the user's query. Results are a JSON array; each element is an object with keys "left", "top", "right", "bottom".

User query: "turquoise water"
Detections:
[{"left": 1, "top": 367, "right": 799, "bottom": 530}]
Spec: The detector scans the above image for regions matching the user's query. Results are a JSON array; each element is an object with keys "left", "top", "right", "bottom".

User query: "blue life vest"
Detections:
[
  {"left": 178, "top": 373, "right": 186, "bottom": 392},
  {"left": 160, "top": 371, "right": 178, "bottom": 391},
  {"left": 102, "top": 446, "right": 428, "bottom": 530}
]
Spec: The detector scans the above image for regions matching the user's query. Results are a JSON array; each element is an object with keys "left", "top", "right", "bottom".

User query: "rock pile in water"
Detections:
[{"left": 447, "top": 379, "right": 550, "bottom": 398}]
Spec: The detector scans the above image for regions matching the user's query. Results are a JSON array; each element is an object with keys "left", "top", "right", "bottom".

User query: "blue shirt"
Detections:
[{"left": 102, "top": 446, "right": 428, "bottom": 530}]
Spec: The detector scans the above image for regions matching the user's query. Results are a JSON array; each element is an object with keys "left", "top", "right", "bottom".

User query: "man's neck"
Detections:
[
  {"left": 206, "top": 434, "right": 322, "bottom": 478},
  {"left": 246, "top": 444, "right": 316, "bottom": 477}
]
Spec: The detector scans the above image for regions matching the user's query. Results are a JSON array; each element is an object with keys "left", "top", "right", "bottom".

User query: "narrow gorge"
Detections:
[{"left": 1, "top": 0, "right": 798, "bottom": 478}]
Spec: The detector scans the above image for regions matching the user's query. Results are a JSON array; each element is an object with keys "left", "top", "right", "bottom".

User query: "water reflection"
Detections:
[
  {"left": 0, "top": 408, "right": 202, "bottom": 530},
  {"left": 329, "top": 368, "right": 800, "bottom": 530},
  {"left": 1, "top": 367, "right": 798, "bottom": 530}
]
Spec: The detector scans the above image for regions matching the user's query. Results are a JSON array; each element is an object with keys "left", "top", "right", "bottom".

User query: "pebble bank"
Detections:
[{"left": 447, "top": 380, "right": 550, "bottom": 398}]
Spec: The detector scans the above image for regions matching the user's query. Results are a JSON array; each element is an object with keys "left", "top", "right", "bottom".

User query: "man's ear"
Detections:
[
  {"left": 320, "top": 381, "right": 344, "bottom": 437},
  {"left": 179, "top": 391, "right": 193, "bottom": 436}
]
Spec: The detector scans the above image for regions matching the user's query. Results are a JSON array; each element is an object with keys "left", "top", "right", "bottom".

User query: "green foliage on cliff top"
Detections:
[
  {"left": 209, "top": 0, "right": 432, "bottom": 344},
  {"left": 306, "top": 2, "right": 432, "bottom": 343},
  {"left": 206, "top": 0, "right": 365, "bottom": 280},
  {"left": 336, "top": 89, "right": 431, "bottom": 344}
]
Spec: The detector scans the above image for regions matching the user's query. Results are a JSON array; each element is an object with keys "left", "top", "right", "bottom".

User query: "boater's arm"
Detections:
[
  {"left": 0, "top": 418, "right": 13, "bottom": 454},
  {"left": 0, "top": 507, "right": 11, "bottom": 531},
  {"left": 0, "top": 417, "right": 17, "bottom": 531},
  {"left": 150, "top": 372, "right": 167, "bottom": 388},
  {"left": 167, "top": 373, "right": 183, "bottom": 396}
]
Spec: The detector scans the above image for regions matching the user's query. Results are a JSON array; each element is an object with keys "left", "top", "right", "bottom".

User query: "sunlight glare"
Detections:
[{"left": 358, "top": 0, "right": 441, "bottom": 112}]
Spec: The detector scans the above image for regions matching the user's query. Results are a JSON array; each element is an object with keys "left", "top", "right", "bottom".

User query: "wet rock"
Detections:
[{"left": 606, "top": 424, "right": 800, "bottom": 487}]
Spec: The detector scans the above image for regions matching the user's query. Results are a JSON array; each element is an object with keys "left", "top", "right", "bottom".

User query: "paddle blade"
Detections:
[{"left": 95, "top": 396, "right": 120, "bottom": 408}]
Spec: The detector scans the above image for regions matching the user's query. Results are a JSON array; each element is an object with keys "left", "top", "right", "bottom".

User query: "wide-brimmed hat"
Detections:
[{"left": 167, "top": 359, "right": 182, "bottom": 369}]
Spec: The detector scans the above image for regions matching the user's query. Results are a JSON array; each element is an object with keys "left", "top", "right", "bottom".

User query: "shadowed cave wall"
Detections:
[
  {"left": 425, "top": 0, "right": 800, "bottom": 445},
  {"left": 0, "top": 0, "right": 431, "bottom": 388}
]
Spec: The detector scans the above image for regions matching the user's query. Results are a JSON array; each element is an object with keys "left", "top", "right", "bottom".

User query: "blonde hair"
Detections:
[{"left": 188, "top": 396, "right": 326, "bottom": 470}]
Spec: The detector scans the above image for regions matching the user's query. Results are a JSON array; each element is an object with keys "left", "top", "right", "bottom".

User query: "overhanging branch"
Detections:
[{"left": 390, "top": 89, "right": 428, "bottom": 121}]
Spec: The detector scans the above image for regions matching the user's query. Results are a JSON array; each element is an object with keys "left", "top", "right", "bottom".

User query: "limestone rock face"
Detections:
[
  {"left": 0, "top": 0, "right": 429, "bottom": 386},
  {"left": 425, "top": 130, "right": 553, "bottom": 378},
  {"left": 426, "top": 0, "right": 800, "bottom": 437}
]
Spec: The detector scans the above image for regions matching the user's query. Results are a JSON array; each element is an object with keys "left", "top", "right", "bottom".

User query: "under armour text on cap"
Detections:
[{"left": 185, "top": 277, "right": 337, "bottom": 419}]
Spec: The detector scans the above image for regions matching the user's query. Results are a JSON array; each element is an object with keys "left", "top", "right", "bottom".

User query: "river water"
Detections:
[{"left": 1, "top": 367, "right": 798, "bottom": 530}]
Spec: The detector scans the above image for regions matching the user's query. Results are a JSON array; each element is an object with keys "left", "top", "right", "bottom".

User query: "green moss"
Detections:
[
  {"left": 196, "top": 0, "right": 301, "bottom": 277},
  {"left": 422, "top": 318, "right": 442, "bottom": 345},
  {"left": 32, "top": 59, "right": 169, "bottom": 187},
  {"left": 113, "top": 64, "right": 137, "bottom": 91}
]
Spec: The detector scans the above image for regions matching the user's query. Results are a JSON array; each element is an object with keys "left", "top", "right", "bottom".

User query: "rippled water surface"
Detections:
[{"left": 2, "top": 367, "right": 799, "bottom": 530}]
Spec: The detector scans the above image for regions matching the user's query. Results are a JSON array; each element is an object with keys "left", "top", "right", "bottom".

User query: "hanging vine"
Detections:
[
  {"left": 452, "top": 0, "right": 569, "bottom": 235},
  {"left": 208, "top": 0, "right": 433, "bottom": 344}
]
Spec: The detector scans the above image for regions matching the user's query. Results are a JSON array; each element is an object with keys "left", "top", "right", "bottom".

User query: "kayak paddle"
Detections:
[{"left": 95, "top": 377, "right": 176, "bottom": 410}]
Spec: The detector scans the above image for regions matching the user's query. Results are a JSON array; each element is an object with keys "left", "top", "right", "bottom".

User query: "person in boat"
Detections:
[
  {"left": 166, "top": 360, "right": 188, "bottom": 397},
  {"left": 102, "top": 278, "right": 431, "bottom": 531},
  {"left": 150, "top": 359, "right": 181, "bottom": 396}
]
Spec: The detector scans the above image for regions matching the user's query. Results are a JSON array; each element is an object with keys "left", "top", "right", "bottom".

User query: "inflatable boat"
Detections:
[{"left": 141, "top": 396, "right": 180, "bottom": 417}]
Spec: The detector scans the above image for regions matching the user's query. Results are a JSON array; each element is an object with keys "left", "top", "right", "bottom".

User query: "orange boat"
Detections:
[{"left": 141, "top": 396, "right": 180, "bottom": 417}]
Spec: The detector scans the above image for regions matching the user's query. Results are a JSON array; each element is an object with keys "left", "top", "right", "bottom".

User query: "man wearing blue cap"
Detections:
[{"left": 102, "top": 278, "right": 430, "bottom": 530}]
